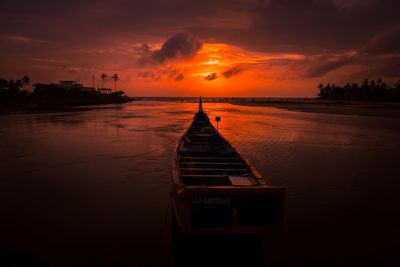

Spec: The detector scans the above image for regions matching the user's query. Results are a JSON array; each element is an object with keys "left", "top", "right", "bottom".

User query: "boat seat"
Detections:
[
  {"left": 180, "top": 162, "right": 246, "bottom": 169},
  {"left": 181, "top": 150, "right": 237, "bottom": 157},
  {"left": 179, "top": 156, "right": 240, "bottom": 163},
  {"left": 184, "top": 141, "right": 209, "bottom": 146},
  {"left": 180, "top": 146, "right": 209, "bottom": 153},
  {"left": 228, "top": 176, "right": 255, "bottom": 186},
  {"left": 181, "top": 175, "right": 232, "bottom": 186},
  {"left": 188, "top": 133, "right": 212, "bottom": 137},
  {"left": 180, "top": 168, "right": 249, "bottom": 175},
  {"left": 180, "top": 174, "right": 229, "bottom": 178}
]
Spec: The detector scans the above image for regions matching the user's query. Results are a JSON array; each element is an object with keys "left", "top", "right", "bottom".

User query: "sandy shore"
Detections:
[{"left": 230, "top": 101, "right": 400, "bottom": 118}]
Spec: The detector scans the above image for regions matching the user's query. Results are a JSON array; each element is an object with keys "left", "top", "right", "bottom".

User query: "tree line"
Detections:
[
  {"left": 318, "top": 78, "right": 400, "bottom": 101},
  {"left": 0, "top": 75, "right": 130, "bottom": 108},
  {"left": 0, "top": 76, "right": 31, "bottom": 98}
]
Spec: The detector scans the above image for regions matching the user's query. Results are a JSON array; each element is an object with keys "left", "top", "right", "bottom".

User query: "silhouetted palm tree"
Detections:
[
  {"left": 111, "top": 73, "right": 119, "bottom": 92},
  {"left": 15, "top": 79, "right": 23, "bottom": 89},
  {"left": 101, "top": 73, "right": 107, "bottom": 89},
  {"left": 22, "top": 75, "right": 30, "bottom": 89},
  {"left": 0, "top": 78, "right": 8, "bottom": 88},
  {"left": 315, "top": 78, "right": 399, "bottom": 101}
]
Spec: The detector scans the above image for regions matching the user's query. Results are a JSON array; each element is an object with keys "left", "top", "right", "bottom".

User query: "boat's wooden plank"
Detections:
[
  {"left": 189, "top": 129, "right": 216, "bottom": 133},
  {"left": 180, "top": 173, "right": 233, "bottom": 186},
  {"left": 180, "top": 162, "right": 246, "bottom": 169},
  {"left": 180, "top": 146, "right": 209, "bottom": 152},
  {"left": 182, "top": 144, "right": 209, "bottom": 147},
  {"left": 186, "top": 135, "right": 212, "bottom": 139},
  {"left": 180, "top": 151, "right": 238, "bottom": 157},
  {"left": 181, "top": 177, "right": 232, "bottom": 186},
  {"left": 180, "top": 157, "right": 239, "bottom": 160},
  {"left": 179, "top": 158, "right": 240, "bottom": 163},
  {"left": 180, "top": 168, "right": 248, "bottom": 172},
  {"left": 179, "top": 153, "right": 242, "bottom": 162},
  {"left": 180, "top": 167, "right": 248, "bottom": 170},
  {"left": 184, "top": 142, "right": 209, "bottom": 145},
  {"left": 185, "top": 140, "right": 209, "bottom": 143},
  {"left": 185, "top": 137, "right": 209, "bottom": 140},
  {"left": 185, "top": 138, "right": 211, "bottom": 142},
  {"left": 180, "top": 162, "right": 244, "bottom": 166},
  {"left": 181, "top": 174, "right": 229, "bottom": 178},
  {"left": 180, "top": 168, "right": 249, "bottom": 175},
  {"left": 186, "top": 135, "right": 211, "bottom": 139},
  {"left": 183, "top": 142, "right": 209, "bottom": 146},
  {"left": 187, "top": 133, "right": 212, "bottom": 136}
]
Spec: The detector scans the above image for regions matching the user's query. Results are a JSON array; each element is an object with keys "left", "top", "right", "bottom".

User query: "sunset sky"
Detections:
[{"left": 1, "top": 0, "right": 399, "bottom": 96}]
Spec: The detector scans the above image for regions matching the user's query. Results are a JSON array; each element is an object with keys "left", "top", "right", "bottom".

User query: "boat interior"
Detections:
[{"left": 179, "top": 112, "right": 259, "bottom": 187}]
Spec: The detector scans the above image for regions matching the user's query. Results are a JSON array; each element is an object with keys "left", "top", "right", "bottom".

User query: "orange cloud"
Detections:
[{"left": 132, "top": 42, "right": 307, "bottom": 95}]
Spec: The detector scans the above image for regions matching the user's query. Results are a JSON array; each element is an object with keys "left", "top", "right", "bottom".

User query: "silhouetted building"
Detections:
[
  {"left": 97, "top": 88, "right": 112, "bottom": 94},
  {"left": 58, "top": 80, "right": 79, "bottom": 89},
  {"left": 82, "top": 87, "right": 96, "bottom": 92}
]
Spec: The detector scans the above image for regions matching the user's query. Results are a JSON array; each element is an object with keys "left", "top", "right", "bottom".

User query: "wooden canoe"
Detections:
[{"left": 171, "top": 98, "right": 284, "bottom": 235}]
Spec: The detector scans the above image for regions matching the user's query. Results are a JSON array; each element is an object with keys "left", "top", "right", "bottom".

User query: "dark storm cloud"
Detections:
[
  {"left": 1, "top": 0, "right": 400, "bottom": 80},
  {"left": 222, "top": 66, "right": 242, "bottom": 78},
  {"left": 304, "top": 53, "right": 358, "bottom": 78},
  {"left": 204, "top": 73, "right": 218, "bottom": 81},
  {"left": 1, "top": 0, "right": 399, "bottom": 53},
  {"left": 152, "top": 33, "right": 202, "bottom": 63},
  {"left": 180, "top": 0, "right": 399, "bottom": 80},
  {"left": 364, "top": 23, "right": 400, "bottom": 55},
  {"left": 249, "top": 0, "right": 365, "bottom": 52},
  {"left": 257, "top": 0, "right": 400, "bottom": 53},
  {"left": 136, "top": 33, "right": 202, "bottom": 66},
  {"left": 175, "top": 73, "right": 184, "bottom": 81},
  {"left": 0, "top": 0, "right": 249, "bottom": 47},
  {"left": 356, "top": 55, "right": 400, "bottom": 78},
  {"left": 188, "top": 0, "right": 400, "bottom": 54},
  {"left": 370, "top": 57, "right": 400, "bottom": 78}
]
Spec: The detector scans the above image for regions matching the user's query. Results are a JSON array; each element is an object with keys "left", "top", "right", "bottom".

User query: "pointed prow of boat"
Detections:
[
  {"left": 172, "top": 98, "right": 285, "bottom": 235},
  {"left": 198, "top": 96, "right": 204, "bottom": 113}
]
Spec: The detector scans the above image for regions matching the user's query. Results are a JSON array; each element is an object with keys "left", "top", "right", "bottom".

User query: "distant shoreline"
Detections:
[
  {"left": 229, "top": 100, "right": 400, "bottom": 118},
  {"left": 0, "top": 97, "right": 133, "bottom": 113},
  {"left": 137, "top": 97, "right": 400, "bottom": 118},
  {"left": 0, "top": 79, "right": 133, "bottom": 113},
  {"left": 3, "top": 96, "right": 400, "bottom": 118}
]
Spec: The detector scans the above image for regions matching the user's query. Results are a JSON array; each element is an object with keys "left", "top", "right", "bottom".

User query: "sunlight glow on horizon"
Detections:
[{"left": 122, "top": 42, "right": 311, "bottom": 96}]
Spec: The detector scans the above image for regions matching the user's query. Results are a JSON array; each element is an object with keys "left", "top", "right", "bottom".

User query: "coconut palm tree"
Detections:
[
  {"left": 111, "top": 73, "right": 119, "bottom": 92},
  {"left": 22, "top": 75, "right": 30, "bottom": 88},
  {"left": 100, "top": 73, "right": 107, "bottom": 89}
]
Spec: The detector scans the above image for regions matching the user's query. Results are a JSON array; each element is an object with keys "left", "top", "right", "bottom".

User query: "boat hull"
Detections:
[
  {"left": 172, "top": 103, "right": 284, "bottom": 235},
  {"left": 171, "top": 184, "right": 284, "bottom": 235}
]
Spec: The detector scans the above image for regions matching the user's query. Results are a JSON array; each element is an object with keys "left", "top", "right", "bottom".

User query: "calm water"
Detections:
[{"left": 1, "top": 101, "right": 400, "bottom": 266}]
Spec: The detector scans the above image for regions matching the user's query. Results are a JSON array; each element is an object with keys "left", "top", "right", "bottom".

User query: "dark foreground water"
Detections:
[{"left": 1, "top": 101, "right": 400, "bottom": 266}]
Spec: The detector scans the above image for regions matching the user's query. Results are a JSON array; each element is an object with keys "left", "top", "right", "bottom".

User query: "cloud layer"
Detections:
[
  {"left": 152, "top": 33, "right": 202, "bottom": 63},
  {"left": 0, "top": 0, "right": 399, "bottom": 96}
]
